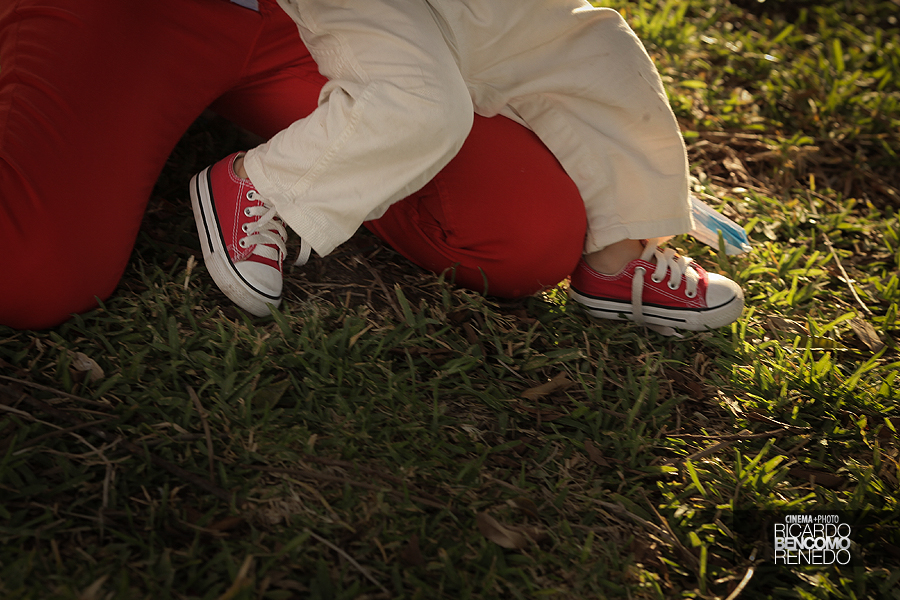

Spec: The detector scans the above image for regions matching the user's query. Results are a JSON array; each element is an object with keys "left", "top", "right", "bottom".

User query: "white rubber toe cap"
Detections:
[
  {"left": 236, "top": 261, "right": 282, "bottom": 298},
  {"left": 706, "top": 273, "right": 744, "bottom": 309},
  {"left": 232, "top": 261, "right": 282, "bottom": 316}
]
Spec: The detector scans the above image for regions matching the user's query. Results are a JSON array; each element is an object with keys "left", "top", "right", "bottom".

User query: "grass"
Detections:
[{"left": 1, "top": 0, "right": 899, "bottom": 597}]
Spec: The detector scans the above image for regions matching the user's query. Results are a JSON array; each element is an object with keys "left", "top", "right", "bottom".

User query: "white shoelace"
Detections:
[
  {"left": 630, "top": 238, "right": 700, "bottom": 334},
  {"left": 242, "top": 191, "right": 311, "bottom": 267}
]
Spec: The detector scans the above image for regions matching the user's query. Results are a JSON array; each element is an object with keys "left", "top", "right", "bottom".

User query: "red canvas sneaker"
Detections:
[
  {"left": 190, "top": 152, "right": 298, "bottom": 316},
  {"left": 569, "top": 240, "right": 743, "bottom": 331}
]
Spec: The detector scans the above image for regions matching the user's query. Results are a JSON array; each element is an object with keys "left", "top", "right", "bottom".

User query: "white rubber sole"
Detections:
[
  {"left": 568, "top": 284, "right": 744, "bottom": 331},
  {"left": 190, "top": 168, "right": 281, "bottom": 317}
]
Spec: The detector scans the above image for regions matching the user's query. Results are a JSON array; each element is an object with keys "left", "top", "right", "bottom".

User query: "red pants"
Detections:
[{"left": 0, "top": 0, "right": 586, "bottom": 330}]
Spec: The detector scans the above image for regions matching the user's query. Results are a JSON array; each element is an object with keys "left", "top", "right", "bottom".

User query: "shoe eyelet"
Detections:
[
  {"left": 651, "top": 275, "right": 663, "bottom": 284},
  {"left": 239, "top": 239, "right": 249, "bottom": 248},
  {"left": 246, "top": 191, "right": 256, "bottom": 200},
  {"left": 668, "top": 281, "right": 680, "bottom": 290},
  {"left": 244, "top": 207, "right": 253, "bottom": 217},
  {"left": 686, "top": 290, "right": 697, "bottom": 299},
  {"left": 241, "top": 224, "right": 249, "bottom": 233}
]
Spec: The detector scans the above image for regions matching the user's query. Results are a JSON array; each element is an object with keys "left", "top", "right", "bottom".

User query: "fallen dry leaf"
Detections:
[
  {"left": 476, "top": 512, "right": 528, "bottom": 550},
  {"left": 521, "top": 372, "right": 573, "bottom": 401},
  {"left": 764, "top": 316, "right": 808, "bottom": 337},
  {"left": 507, "top": 496, "right": 540, "bottom": 519},
  {"left": 208, "top": 516, "right": 245, "bottom": 533},
  {"left": 849, "top": 316, "right": 886, "bottom": 353},
  {"left": 584, "top": 439, "right": 611, "bottom": 467},
  {"left": 69, "top": 351, "right": 104, "bottom": 382}
]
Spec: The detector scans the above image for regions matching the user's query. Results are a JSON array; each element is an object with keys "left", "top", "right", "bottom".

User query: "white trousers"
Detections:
[{"left": 243, "top": 0, "right": 692, "bottom": 257}]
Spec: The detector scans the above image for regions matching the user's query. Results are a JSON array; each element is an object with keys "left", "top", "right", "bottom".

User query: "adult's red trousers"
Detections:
[{"left": 0, "top": 0, "right": 587, "bottom": 330}]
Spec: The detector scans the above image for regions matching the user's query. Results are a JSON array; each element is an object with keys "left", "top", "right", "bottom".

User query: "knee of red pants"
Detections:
[
  {"left": 443, "top": 224, "right": 585, "bottom": 298},
  {"left": 0, "top": 261, "right": 124, "bottom": 331},
  {"left": 0, "top": 163, "right": 137, "bottom": 330},
  {"left": 0, "top": 260, "right": 126, "bottom": 331},
  {"left": 1, "top": 245, "right": 130, "bottom": 330},
  {"left": 367, "top": 191, "right": 585, "bottom": 298},
  {"left": 366, "top": 115, "right": 587, "bottom": 298}
]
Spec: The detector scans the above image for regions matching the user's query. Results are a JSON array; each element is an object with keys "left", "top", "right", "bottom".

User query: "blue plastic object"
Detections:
[{"left": 689, "top": 194, "right": 752, "bottom": 255}]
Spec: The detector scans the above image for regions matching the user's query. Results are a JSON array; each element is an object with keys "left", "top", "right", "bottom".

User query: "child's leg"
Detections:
[
  {"left": 215, "top": 3, "right": 587, "bottom": 300},
  {"left": 242, "top": 0, "right": 475, "bottom": 258},
  {"left": 432, "top": 0, "right": 693, "bottom": 254},
  {"left": 0, "top": 0, "right": 294, "bottom": 329}
]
